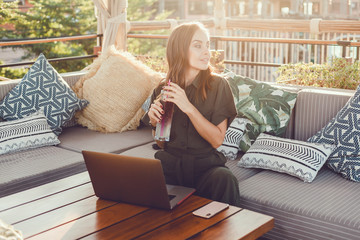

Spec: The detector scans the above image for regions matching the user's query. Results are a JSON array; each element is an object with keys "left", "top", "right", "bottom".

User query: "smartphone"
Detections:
[{"left": 192, "top": 201, "right": 229, "bottom": 219}]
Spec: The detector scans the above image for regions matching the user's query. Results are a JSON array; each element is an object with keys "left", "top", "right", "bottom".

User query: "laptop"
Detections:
[{"left": 82, "top": 150, "right": 195, "bottom": 210}]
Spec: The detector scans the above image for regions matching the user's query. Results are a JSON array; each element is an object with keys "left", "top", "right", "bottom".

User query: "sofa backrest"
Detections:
[
  {"left": 289, "top": 88, "right": 354, "bottom": 141},
  {"left": 0, "top": 73, "right": 356, "bottom": 142},
  {"left": 0, "top": 71, "right": 86, "bottom": 102}
]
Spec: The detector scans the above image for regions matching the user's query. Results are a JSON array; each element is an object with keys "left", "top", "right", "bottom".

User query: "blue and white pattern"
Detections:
[
  {"left": 0, "top": 111, "right": 60, "bottom": 155},
  {"left": 141, "top": 95, "right": 152, "bottom": 112},
  {"left": 217, "top": 118, "right": 246, "bottom": 160},
  {"left": 308, "top": 85, "right": 360, "bottom": 182},
  {"left": 238, "top": 133, "right": 336, "bottom": 182},
  {"left": 0, "top": 54, "right": 88, "bottom": 135}
]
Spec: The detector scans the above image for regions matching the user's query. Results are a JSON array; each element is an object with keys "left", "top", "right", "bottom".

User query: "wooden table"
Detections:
[{"left": 0, "top": 172, "right": 274, "bottom": 240}]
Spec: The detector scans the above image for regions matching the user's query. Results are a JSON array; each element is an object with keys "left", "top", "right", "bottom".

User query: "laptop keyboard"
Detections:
[{"left": 168, "top": 194, "right": 176, "bottom": 201}]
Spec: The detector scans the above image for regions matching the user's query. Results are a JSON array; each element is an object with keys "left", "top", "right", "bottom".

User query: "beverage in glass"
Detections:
[{"left": 154, "top": 90, "right": 174, "bottom": 141}]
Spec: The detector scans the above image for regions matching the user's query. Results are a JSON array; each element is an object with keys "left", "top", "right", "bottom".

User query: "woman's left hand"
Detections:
[{"left": 162, "top": 82, "right": 194, "bottom": 114}]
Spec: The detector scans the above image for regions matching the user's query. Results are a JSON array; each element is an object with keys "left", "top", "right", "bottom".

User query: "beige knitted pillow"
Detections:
[{"left": 73, "top": 46, "right": 162, "bottom": 133}]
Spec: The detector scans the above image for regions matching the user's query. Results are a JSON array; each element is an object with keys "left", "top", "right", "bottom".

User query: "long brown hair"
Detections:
[{"left": 165, "top": 22, "right": 213, "bottom": 101}]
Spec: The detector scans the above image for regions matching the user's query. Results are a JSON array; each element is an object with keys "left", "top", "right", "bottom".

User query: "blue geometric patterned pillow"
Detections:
[
  {"left": 0, "top": 54, "right": 88, "bottom": 135},
  {"left": 308, "top": 85, "right": 360, "bottom": 182}
]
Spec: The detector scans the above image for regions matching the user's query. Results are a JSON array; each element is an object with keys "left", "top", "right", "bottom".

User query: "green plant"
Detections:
[
  {"left": 1, "top": 0, "right": 96, "bottom": 79},
  {"left": 126, "top": 0, "right": 172, "bottom": 59},
  {"left": 135, "top": 50, "right": 225, "bottom": 74},
  {"left": 210, "top": 50, "right": 225, "bottom": 73},
  {"left": 1, "top": 0, "right": 171, "bottom": 79},
  {"left": 276, "top": 58, "right": 360, "bottom": 90},
  {"left": 0, "top": 60, "right": 28, "bottom": 80},
  {"left": 136, "top": 55, "right": 168, "bottom": 73}
]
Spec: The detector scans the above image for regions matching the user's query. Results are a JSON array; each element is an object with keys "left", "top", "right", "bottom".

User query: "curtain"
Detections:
[{"left": 92, "top": 0, "right": 128, "bottom": 51}]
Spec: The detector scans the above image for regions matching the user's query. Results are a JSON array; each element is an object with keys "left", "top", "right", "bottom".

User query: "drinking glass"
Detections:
[{"left": 154, "top": 90, "right": 174, "bottom": 141}]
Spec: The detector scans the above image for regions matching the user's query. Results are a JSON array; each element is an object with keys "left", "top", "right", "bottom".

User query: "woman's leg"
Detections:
[
  {"left": 154, "top": 150, "right": 180, "bottom": 185},
  {"left": 195, "top": 166, "right": 241, "bottom": 206}
]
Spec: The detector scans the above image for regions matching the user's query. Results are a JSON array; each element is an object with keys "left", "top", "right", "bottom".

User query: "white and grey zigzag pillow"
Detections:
[
  {"left": 0, "top": 110, "right": 60, "bottom": 155},
  {"left": 238, "top": 133, "right": 336, "bottom": 182},
  {"left": 217, "top": 118, "right": 246, "bottom": 160}
]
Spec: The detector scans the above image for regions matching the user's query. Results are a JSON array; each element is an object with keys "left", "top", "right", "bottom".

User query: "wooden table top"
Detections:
[{"left": 0, "top": 172, "right": 274, "bottom": 240}]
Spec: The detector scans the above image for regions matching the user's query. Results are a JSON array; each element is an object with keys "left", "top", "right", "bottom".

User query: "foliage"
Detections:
[
  {"left": 128, "top": 0, "right": 160, "bottom": 21},
  {"left": 135, "top": 50, "right": 225, "bottom": 75},
  {"left": 1, "top": 0, "right": 97, "bottom": 79},
  {"left": 127, "top": 0, "right": 172, "bottom": 58},
  {"left": 210, "top": 50, "right": 225, "bottom": 73},
  {"left": 276, "top": 58, "right": 360, "bottom": 90},
  {"left": 0, "top": 0, "right": 17, "bottom": 37},
  {"left": 1, "top": 0, "right": 172, "bottom": 79},
  {"left": 136, "top": 56, "right": 168, "bottom": 73},
  {"left": 0, "top": 0, "right": 26, "bottom": 79},
  {"left": 0, "top": 61, "right": 27, "bottom": 80}
]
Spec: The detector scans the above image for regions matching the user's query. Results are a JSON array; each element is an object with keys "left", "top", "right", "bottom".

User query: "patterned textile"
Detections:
[
  {"left": 217, "top": 118, "right": 246, "bottom": 160},
  {"left": 308, "top": 85, "right": 360, "bottom": 182},
  {"left": 0, "top": 111, "right": 59, "bottom": 155},
  {"left": 238, "top": 133, "right": 336, "bottom": 182},
  {"left": 141, "top": 95, "right": 152, "bottom": 112},
  {"left": 224, "top": 70, "right": 297, "bottom": 153},
  {"left": 0, "top": 54, "right": 88, "bottom": 135}
]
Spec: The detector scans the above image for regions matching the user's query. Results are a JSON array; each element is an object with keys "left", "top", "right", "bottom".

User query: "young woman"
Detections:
[{"left": 143, "top": 22, "right": 240, "bottom": 206}]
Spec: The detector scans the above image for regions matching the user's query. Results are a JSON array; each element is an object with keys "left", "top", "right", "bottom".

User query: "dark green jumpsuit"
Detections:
[{"left": 143, "top": 74, "right": 240, "bottom": 206}]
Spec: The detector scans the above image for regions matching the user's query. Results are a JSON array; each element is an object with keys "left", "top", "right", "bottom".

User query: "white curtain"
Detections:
[{"left": 92, "top": 0, "right": 128, "bottom": 51}]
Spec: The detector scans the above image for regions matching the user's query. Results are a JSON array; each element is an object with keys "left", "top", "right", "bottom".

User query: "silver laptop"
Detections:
[{"left": 82, "top": 150, "right": 195, "bottom": 210}]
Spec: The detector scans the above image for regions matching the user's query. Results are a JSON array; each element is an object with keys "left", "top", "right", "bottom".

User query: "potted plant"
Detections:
[{"left": 276, "top": 58, "right": 360, "bottom": 90}]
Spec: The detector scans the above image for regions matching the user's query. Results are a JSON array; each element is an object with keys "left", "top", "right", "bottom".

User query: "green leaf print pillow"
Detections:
[{"left": 224, "top": 70, "right": 298, "bottom": 152}]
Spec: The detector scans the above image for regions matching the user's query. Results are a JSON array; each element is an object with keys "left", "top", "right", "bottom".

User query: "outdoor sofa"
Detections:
[{"left": 0, "top": 71, "right": 359, "bottom": 240}]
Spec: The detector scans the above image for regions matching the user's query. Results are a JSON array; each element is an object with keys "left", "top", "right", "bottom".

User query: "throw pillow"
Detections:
[
  {"left": 0, "top": 219, "right": 23, "bottom": 240},
  {"left": 141, "top": 95, "right": 152, "bottom": 113},
  {"left": 224, "top": 70, "right": 297, "bottom": 152},
  {"left": 0, "top": 53, "right": 88, "bottom": 135},
  {"left": 238, "top": 133, "right": 336, "bottom": 182},
  {"left": 0, "top": 110, "right": 60, "bottom": 155},
  {"left": 308, "top": 85, "right": 360, "bottom": 182},
  {"left": 217, "top": 118, "right": 246, "bottom": 160},
  {"left": 73, "top": 45, "right": 163, "bottom": 133}
]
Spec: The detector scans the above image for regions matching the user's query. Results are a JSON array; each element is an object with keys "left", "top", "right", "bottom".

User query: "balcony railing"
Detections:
[
  {"left": 0, "top": 34, "right": 103, "bottom": 68},
  {"left": 1, "top": 18, "right": 360, "bottom": 82}
]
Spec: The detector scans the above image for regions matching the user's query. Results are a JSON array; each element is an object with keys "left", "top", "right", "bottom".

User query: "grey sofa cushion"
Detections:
[
  {"left": 120, "top": 142, "right": 157, "bottom": 158},
  {"left": 293, "top": 88, "right": 353, "bottom": 141},
  {"left": 226, "top": 157, "right": 262, "bottom": 182},
  {"left": 58, "top": 126, "right": 153, "bottom": 153},
  {"left": 0, "top": 146, "right": 85, "bottom": 197},
  {"left": 238, "top": 168, "right": 360, "bottom": 240}
]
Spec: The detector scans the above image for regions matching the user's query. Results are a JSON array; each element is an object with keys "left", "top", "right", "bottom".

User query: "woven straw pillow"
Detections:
[{"left": 73, "top": 46, "right": 162, "bottom": 133}]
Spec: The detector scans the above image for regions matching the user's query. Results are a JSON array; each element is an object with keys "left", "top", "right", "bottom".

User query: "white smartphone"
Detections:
[{"left": 192, "top": 201, "right": 229, "bottom": 219}]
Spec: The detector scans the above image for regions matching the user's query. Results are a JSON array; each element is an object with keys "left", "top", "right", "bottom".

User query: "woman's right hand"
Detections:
[{"left": 148, "top": 99, "right": 164, "bottom": 127}]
